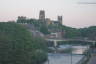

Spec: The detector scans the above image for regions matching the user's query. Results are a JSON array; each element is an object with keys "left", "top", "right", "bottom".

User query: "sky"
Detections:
[{"left": 0, "top": 0, "right": 96, "bottom": 28}]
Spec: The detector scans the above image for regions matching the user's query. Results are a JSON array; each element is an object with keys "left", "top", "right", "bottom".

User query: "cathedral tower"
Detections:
[
  {"left": 39, "top": 10, "right": 45, "bottom": 21},
  {"left": 58, "top": 16, "right": 63, "bottom": 25}
]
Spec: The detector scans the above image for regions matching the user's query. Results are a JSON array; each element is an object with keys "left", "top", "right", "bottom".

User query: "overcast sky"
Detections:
[{"left": 0, "top": 0, "right": 96, "bottom": 28}]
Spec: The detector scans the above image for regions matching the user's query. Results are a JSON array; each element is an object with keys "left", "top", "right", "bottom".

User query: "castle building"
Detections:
[
  {"left": 39, "top": 10, "right": 45, "bottom": 21},
  {"left": 17, "top": 16, "right": 27, "bottom": 23},
  {"left": 17, "top": 16, "right": 26, "bottom": 20},
  {"left": 58, "top": 16, "right": 63, "bottom": 24},
  {"left": 45, "top": 18, "right": 52, "bottom": 25},
  {"left": 39, "top": 10, "right": 63, "bottom": 25}
]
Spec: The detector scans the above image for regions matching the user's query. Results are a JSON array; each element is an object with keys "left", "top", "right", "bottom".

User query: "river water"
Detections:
[{"left": 44, "top": 45, "right": 89, "bottom": 64}]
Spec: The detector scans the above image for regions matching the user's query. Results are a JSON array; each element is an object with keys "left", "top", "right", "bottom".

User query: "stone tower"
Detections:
[
  {"left": 58, "top": 16, "right": 62, "bottom": 24},
  {"left": 39, "top": 10, "right": 45, "bottom": 21}
]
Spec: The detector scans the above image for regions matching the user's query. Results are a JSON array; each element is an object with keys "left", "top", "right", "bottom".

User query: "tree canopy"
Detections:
[
  {"left": 79, "top": 26, "right": 96, "bottom": 40},
  {"left": 0, "top": 22, "right": 47, "bottom": 64}
]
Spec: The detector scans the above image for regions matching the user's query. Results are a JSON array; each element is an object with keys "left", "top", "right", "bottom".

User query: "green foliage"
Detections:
[
  {"left": 60, "top": 25, "right": 96, "bottom": 39},
  {"left": 61, "top": 25, "right": 81, "bottom": 38},
  {"left": 40, "top": 24, "right": 50, "bottom": 35},
  {"left": 0, "top": 22, "right": 47, "bottom": 64},
  {"left": 79, "top": 26, "right": 96, "bottom": 40}
]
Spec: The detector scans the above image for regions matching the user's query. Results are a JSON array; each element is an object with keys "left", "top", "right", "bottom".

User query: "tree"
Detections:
[
  {"left": 40, "top": 24, "right": 50, "bottom": 35},
  {"left": 0, "top": 22, "right": 47, "bottom": 64},
  {"left": 61, "top": 25, "right": 81, "bottom": 38},
  {"left": 79, "top": 26, "right": 96, "bottom": 40}
]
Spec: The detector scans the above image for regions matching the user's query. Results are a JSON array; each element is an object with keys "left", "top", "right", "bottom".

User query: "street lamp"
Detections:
[{"left": 71, "top": 45, "right": 72, "bottom": 64}]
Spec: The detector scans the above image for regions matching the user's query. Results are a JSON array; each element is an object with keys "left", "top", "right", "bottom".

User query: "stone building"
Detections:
[
  {"left": 17, "top": 16, "right": 26, "bottom": 21},
  {"left": 17, "top": 16, "right": 27, "bottom": 23},
  {"left": 39, "top": 10, "right": 45, "bottom": 21},
  {"left": 58, "top": 16, "right": 63, "bottom": 25},
  {"left": 45, "top": 18, "right": 52, "bottom": 25}
]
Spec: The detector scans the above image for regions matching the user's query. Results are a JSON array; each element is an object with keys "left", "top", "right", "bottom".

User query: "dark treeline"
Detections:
[
  {"left": 0, "top": 22, "right": 47, "bottom": 64},
  {"left": 62, "top": 26, "right": 96, "bottom": 40},
  {"left": 79, "top": 26, "right": 96, "bottom": 40}
]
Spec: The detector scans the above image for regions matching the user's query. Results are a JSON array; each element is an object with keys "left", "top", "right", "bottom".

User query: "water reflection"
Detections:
[
  {"left": 72, "top": 46, "right": 89, "bottom": 54},
  {"left": 48, "top": 45, "right": 89, "bottom": 54},
  {"left": 45, "top": 45, "right": 89, "bottom": 64},
  {"left": 45, "top": 53, "right": 84, "bottom": 64}
]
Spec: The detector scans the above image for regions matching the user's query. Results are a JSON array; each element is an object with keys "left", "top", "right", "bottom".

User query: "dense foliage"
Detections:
[
  {"left": 79, "top": 26, "right": 96, "bottom": 40},
  {"left": 40, "top": 24, "right": 50, "bottom": 35},
  {"left": 0, "top": 22, "right": 47, "bottom": 64},
  {"left": 61, "top": 25, "right": 96, "bottom": 40},
  {"left": 61, "top": 26, "right": 81, "bottom": 38},
  {"left": 17, "top": 18, "right": 50, "bottom": 35}
]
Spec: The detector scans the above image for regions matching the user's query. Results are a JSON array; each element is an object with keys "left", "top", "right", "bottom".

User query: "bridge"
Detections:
[{"left": 45, "top": 38, "right": 96, "bottom": 47}]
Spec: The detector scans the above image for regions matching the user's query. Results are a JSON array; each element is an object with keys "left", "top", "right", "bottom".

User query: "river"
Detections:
[{"left": 44, "top": 45, "right": 89, "bottom": 64}]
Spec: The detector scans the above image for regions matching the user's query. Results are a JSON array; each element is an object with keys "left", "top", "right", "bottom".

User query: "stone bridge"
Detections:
[{"left": 45, "top": 38, "right": 96, "bottom": 47}]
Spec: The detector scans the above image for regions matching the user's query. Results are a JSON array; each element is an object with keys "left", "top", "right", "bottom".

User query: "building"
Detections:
[
  {"left": 17, "top": 16, "right": 26, "bottom": 20},
  {"left": 39, "top": 10, "right": 45, "bottom": 21},
  {"left": 39, "top": 10, "right": 63, "bottom": 25},
  {"left": 52, "top": 21, "right": 60, "bottom": 26},
  {"left": 58, "top": 16, "right": 63, "bottom": 24},
  {"left": 45, "top": 18, "right": 52, "bottom": 25},
  {"left": 45, "top": 32, "right": 63, "bottom": 39},
  {"left": 17, "top": 16, "right": 27, "bottom": 23}
]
